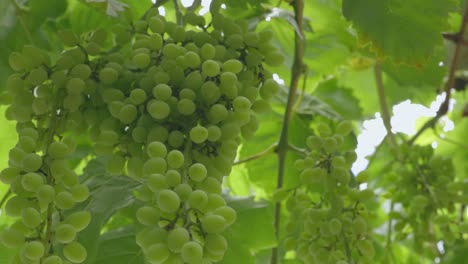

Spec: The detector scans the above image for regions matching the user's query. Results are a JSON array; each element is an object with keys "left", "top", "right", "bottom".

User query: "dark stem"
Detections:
[
  {"left": 0, "top": 189, "right": 12, "bottom": 208},
  {"left": 271, "top": 0, "right": 305, "bottom": 263},
  {"left": 374, "top": 63, "right": 397, "bottom": 150}
]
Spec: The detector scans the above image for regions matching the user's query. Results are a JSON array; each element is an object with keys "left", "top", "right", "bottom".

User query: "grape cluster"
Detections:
[
  {"left": 1, "top": 0, "right": 281, "bottom": 263},
  {"left": 385, "top": 145, "right": 468, "bottom": 254},
  {"left": 0, "top": 39, "right": 93, "bottom": 264},
  {"left": 281, "top": 121, "right": 375, "bottom": 264}
]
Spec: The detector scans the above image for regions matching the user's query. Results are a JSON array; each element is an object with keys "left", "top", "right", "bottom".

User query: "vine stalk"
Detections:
[{"left": 271, "top": 0, "right": 305, "bottom": 263}]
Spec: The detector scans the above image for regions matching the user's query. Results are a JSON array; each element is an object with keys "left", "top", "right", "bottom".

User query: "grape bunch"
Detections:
[
  {"left": 385, "top": 144, "right": 468, "bottom": 255},
  {"left": 0, "top": 45, "right": 92, "bottom": 263},
  {"left": 280, "top": 121, "right": 375, "bottom": 264},
  {"left": 1, "top": 0, "right": 282, "bottom": 263}
]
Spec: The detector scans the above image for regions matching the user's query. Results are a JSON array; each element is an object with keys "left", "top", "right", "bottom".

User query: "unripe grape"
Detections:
[
  {"left": 168, "top": 131, "right": 185, "bottom": 148},
  {"left": 188, "top": 190, "right": 208, "bottom": 210},
  {"left": 146, "top": 243, "right": 170, "bottom": 263},
  {"left": 167, "top": 227, "right": 190, "bottom": 253},
  {"left": 213, "top": 206, "right": 236, "bottom": 226},
  {"left": 174, "top": 183, "right": 192, "bottom": 201},
  {"left": 22, "top": 241, "right": 45, "bottom": 260},
  {"left": 202, "top": 60, "right": 220, "bottom": 77},
  {"left": 166, "top": 150, "right": 184, "bottom": 169},
  {"left": 63, "top": 241, "right": 87, "bottom": 263},
  {"left": 188, "top": 163, "right": 207, "bottom": 182},
  {"left": 336, "top": 120, "right": 353, "bottom": 136},
  {"left": 0, "top": 228, "right": 24, "bottom": 248},
  {"left": 5, "top": 196, "right": 29, "bottom": 217},
  {"left": 42, "top": 255, "right": 63, "bottom": 264},
  {"left": 357, "top": 239, "right": 375, "bottom": 257},
  {"left": 130, "top": 88, "right": 147, "bottom": 105},
  {"left": 21, "top": 172, "right": 43, "bottom": 191},
  {"left": 55, "top": 223, "right": 77, "bottom": 243},
  {"left": 118, "top": 104, "right": 138, "bottom": 124},
  {"left": 152, "top": 84, "right": 172, "bottom": 101},
  {"left": 56, "top": 192, "right": 75, "bottom": 209},
  {"left": 208, "top": 104, "right": 228, "bottom": 123},
  {"left": 147, "top": 141, "right": 167, "bottom": 158},
  {"left": 136, "top": 206, "right": 160, "bottom": 226},
  {"left": 143, "top": 157, "right": 167, "bottom": 175},
  {"left": 165, "top": 170, "right": 181, "bottom": 187},
  {"left": 66, "top": 211, "right": 91, "bottom": 232},
  {"left": 147, "top": 100, "right": 170, "bottom": 120},
  {"left": 200, "top": 43, "right": 216, "bottom": 60},
  {"left": 27, "top": 68, "right": 48, "bottom": 86},
  {"left": 157, "top": 190, "right": 180, "bottom": 213},
  {"left": 149, "top": 16, "right": 165, "bottom": 34},
  {"left": 21, "top": 207, "right": 42, "bottom": 228},
  {"left": 264, "top": 52, "right": 284, "bottom": 66},
  {"left": 181, "top": 241, "right": 203, "bottom": 264},
  {"left": 70, "top": 184, "right": 90, "bottom": 202},
  {"left": 201, "top": 215, "right": 226, "bottom": 234},
  {"left": 99, "top": 67, "right": 118, "bottom": 84},
  {"left": 184, "top": 51, "right": 201, "bottom": 68},
  {"left": 48, "top": 141, "right": 70, "bottom": 159},
  {"left": 205, "top": 234, "right": 227, "bottom": 255},
  {"left": 9, "top": 52, "right": 27, "bottom": 71},
  {"left": 21, "top": 153, "right": 42, "bottom": 172},
  {"left": 190, "top": 126, "right": 208, "bottom": 144},
  {"left": 260, "top": 79, "right": 279, "bottom": 100},
  {"left": 177, "top": 99, "right": 196, "bottom": 115},
  {"left": 353, "top": 215, "right": 368, "bottom": 234}
]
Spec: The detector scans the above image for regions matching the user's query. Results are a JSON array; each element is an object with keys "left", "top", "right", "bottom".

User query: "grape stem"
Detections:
[
  {"left": 173, "top": 0, "right": 183, "bottom": 26},
  {"left": 374, "top": 64, "right": 398, "bottom": 152},
  {"left": 9, "top": 0, "right": 34, "bottom": 44},
  {"left": 233, "top": 143, "right": 277, "bottom": 165},
  {"left": 0, "top": 188, "right": 12, "bottom": 208},
  {"left": 409, "top": 3, "right": 468, "bottom": 145},
  {"left": 272, "top": 0, "right": 305, "bottom": 263}
]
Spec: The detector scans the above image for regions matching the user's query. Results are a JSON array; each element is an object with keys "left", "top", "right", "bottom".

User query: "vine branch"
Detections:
[
  {"left": 271, "top": 0, "right": 305, "bottom": 263},
  {"left": 409, "top": 3, "right": 468, "bottom": 145},
  {"left": 0, "top": 188, "right": 12, "bottom": 208},
  {"left": 374, "top": 63, "right": 398, "bottom": 150},
  {"left": 233, "top": 143, "right": 277, "bottom": 165}
]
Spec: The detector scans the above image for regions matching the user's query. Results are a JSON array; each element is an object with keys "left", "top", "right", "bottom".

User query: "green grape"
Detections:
[
  {"left": 55, "top": 192, "right": 75, "bottom": 210},
  {"left": 336, "top": 120, "right": 353, "bottom": 136},
  {"left": 143, "top": 157, "right": 167, "bottom": 175},
  {"left": 264, "top": 51, "right": 284, "bottom": 66},
  {"left": 179, "top": 89, "right": 196, "bottom": 100},
  {"left": 198, "top": 177, "right": 221, "bottom": 194},
  {"left": 147, "top": 173, "right": 168, "bottom": 191},
  {"left": 201, "top": 215, "right": 226, "bottom": 234},
  {"left": 9, "top": 52, "right": 27, "bottom": 71},
  {"left": 168, "top": 131, "right": 185, "bottom": 148},
  {"left": 66, "top": 211, "right": 91, "bottom": 232},
  {"left": 357, "top": 189, "right": 374, "bottom": 202},
  {"left": 316, "top": 122, "right": 332, "bottom": 137},
  {"left": 21, "top": 207, "right": 42, "bottom": 228},
  {"left": 86, "top": 42, "right": 101, "bottom": 55},
  {"left": 99, "top": 67, "right": 118, "bottom": 84},
  {"left": 207, "top": 194, "right": 226, "bottom": 211},
  {"left": 184, "top": 51, "right": 201, "bottom": 68},
  {"left": 147, "top": 141, "right": 167, "bottom": 158},
  {"left": 70, "top": 184, "right": 90, "bottom": 202},
  {"left": 21, "top": 172, "right": 43, "bottom": 191},
  {"left": 18, "top": 136, "right": 36, "bottom": 152},
  {"left": 190, "top": 126, "right": 208, "bottom": 144},
  {"left": 357, "top": 240, "right": 375, "bottom": 257},
  {"left": 167, "top": 227, "right": 190, "bottom": 253},
  {"left": 188, "top": 190, "right": 208, "bottom": 210},
  {"left": 204, "top": 234, "right": 227, "bottom": 255},
  {"left": 42, "top": 255, "right": 63, "bottom": 264},
  {"left": 70, "top": 64, "right": 91, "bottom": 80},
  {"left": 22, "top": 241, "right": 45, "bottom": 260},
  {"left": 130, "top": 88, "right": 147, "bottom": 105},
  {"left": 136, "top": 206, "right": 160, "bottom": 226},
  {"left": 133, "top": 53, "right": 151, "bottom": 68},
  {"left": 322, "top": 137, "right": 338, "bottom": 153},
  {"left": 157, "top": 190, "right": 180, "bottom": 213},
  {"left": 166, "top": 150, "right": 184, "bottom": 169},
  {"left": 152, "top": 84, "right": 172, "bottom": 101},
  {"left": 202, "top": 60, "right": 220, "bottom": 77},
  {"left": 189, "top": 163, "right": 207, "bottom": 182},
  {"left": 63, "top": 241, "right": 87, "bottom": 263},
  {"left": 162, "top": 43, "right": 180, "bottom": 59},
  {"left": 207, "top": 125, "right": 221, "bottom": 142},
  {"left": 55, "top": 223, "right": 77, "bottom": 243},
  {"left": 21, "top": 153, "right": 42, "bottom": 172},
  {"left": 147, "top": 100, "right": 170, "bottom": 120},
  {"left": 232, "top": 96, "right": 251, "bottom": 112},
  {"left": 259, "top": 79, "right": 279, "bottom": 100},
  {"left": 244, "top": 32, "right": 259, "bottom": 46},
  {"left": 177, "top": 99, "right": 196, "bottom": 115},
  {"left": 213, "top": 206, "right": 236, "bottom": 226},
  {"left": 200, "top": 43, "right": 215, "bottom": 60},
  {"left": 146, "top": 243, "right": 170, "bottom": 263},
  {"left": 148, "top": 16, "right": 165, "bottom": 34},
  {"left": 27, "top": 68, "right": 48, "bottom": 86},
  {"left": 208, "top": 104, "right": 228, "bottom": 123},
  {"left": 118, "top": 104, "right": 137, "bottom": 124},
  {"left": 328, "top": 218, "right": 342, "bottom": 235},
  {"left": 48, "top": 142, "right": 70, "bottom": 159},
  {"left": 58, "top": 30, "right": 80, "bottom": 46},
  {"left": 353, "top": 215, "right": 368, "bottom": 234},
  {"left": 181, "top": 241, "right": 203, "bottom": 264},
  {"left": 5, "top": 196, "right": 29, "bottom": 217},
  {"left": 165, "top": 170, "right": 181, "bottom": 187},
  {"left": 0, "top": 228, "right": 24, "bottom": 248}
]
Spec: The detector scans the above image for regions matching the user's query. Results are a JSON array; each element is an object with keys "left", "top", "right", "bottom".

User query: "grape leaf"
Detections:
[
  {"left": 343, "top": 0, "right": 455, "bottom": 64},
  {"left": 86, "top": 0, "right": 129, "bottom": 17},
  {"left": 93, "top": 227, "right": 144, "bottom": 264}
]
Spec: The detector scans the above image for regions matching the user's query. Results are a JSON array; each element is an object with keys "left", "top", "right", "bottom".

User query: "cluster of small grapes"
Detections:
[
  {"left": 282, "top": 121, "right": 375, "bottom": 264},
  {"left": 386, "top": 144, "right": 468, "bottom": 253},
  {"left": 1, "top": 0, "right": 281, "bottom": 263},
  {"left": 0, "top": 43, "right": 93, "bottom": 263}
]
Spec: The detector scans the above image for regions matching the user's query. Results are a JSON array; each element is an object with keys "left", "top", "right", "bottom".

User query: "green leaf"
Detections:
[
  {"left": 93, "top": 227, "right": 144, "bottom": 264},
  {"left": 86, "top": 0, "right": 129, "bottom": 17},
  {"left": 343, "top": 0, "right": 455, "bottom": 64},
  {"left": 313, "top": 78, "right": 363, "bottom": 120}
]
